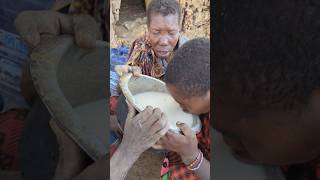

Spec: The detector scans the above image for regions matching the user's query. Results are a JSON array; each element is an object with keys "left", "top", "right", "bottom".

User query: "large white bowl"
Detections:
[{"left": 119, "top": 73, "right": 202, "bottom": 134}]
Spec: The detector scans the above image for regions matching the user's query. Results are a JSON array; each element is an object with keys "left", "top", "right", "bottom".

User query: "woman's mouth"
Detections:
[{"left": 156, "top": 50, "right": 170, "bottom": 57}]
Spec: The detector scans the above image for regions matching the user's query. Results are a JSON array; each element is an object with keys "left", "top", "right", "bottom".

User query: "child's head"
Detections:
[
  {"left": 164, "top": 38, "right": 210, "bottom": 115},
  {"left": 214, "top": 0, "right": 320, "bottom": 165}
]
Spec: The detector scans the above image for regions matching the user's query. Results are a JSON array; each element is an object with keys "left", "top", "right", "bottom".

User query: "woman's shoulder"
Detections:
[
  {"left": 127, "top": 35, "right": 153, "bottom": 67},
  {"left": 128, "top": 35, "right": 151, "bottom": 52}
]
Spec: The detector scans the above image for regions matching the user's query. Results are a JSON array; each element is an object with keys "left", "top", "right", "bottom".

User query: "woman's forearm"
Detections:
[{"left": 110, "top": 144, "right": 141, "bottom": 180}]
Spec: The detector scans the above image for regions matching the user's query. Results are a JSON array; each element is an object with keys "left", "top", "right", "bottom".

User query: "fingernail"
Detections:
[{"left": 176, "top": 121, "right": 183, "bottom": 125}]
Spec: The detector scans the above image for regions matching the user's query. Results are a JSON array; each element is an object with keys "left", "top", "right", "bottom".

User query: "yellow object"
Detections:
[{"left": 145, "top": 0, "right": 152, "bottom": 9}]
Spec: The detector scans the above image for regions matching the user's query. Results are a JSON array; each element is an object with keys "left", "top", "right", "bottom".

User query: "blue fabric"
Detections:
[
  {"left": 109, "top": 130, "right": 119, "bottom": 145},
  {"left": 110, "top": 46, "right": 129, "bottom": 71},
  {"left": 109, "top": 46, "right": 130, "bottom": 144},
  {"left": 110, "top": 46, "right": 129, "bottom": 96}
]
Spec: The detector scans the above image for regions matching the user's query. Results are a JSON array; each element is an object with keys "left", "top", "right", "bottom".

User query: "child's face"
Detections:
[
  {"left": 213, "top": 89, "right": 320, "bottom": 165},
  {"left": 166, "top": 84, "right": 210, "bottom": 115}
]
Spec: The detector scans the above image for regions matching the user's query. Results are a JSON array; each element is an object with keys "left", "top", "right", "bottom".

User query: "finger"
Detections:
[
  {"left": 154, "top": 137, "right": 174, "bottom": 151},
  {"left": 15, "top": 11, "right": 72, "bottom": 49},
  {"left": 126, "top": 102, "right": 136, "bottom": 121},
  {"left": 149, "top": 114, "right": 168, "bottom": 135},
  {"left": 132, "top": 105, "right": 153, "bottom": 123},
  {"left": 152, "top": 139, "right": 165, "bottom": 149},
  {"left": 152, "top": 144, "right": 164, "bottom": 150},
  {"left": 132, "top": 66, "right": 142, "bottom": 77},
  {"left": 166, "top": 130, "right": 184, "bottom": 141},
  {"left": 161, "top": 132, "right": 171, "bottom": 142},
  {"left": 177, "top": 122, "right": 195, "bottom": 137},
  {"left": 141, "top": 107, "right": 162, "bottom": 125},
  {"left": 14, "top": 11, "right": 40, "bottom": 48},
  {"left": 72, "top": 15, "right": 98, "bottom": 49},
  {"left": 155, "top": 118, "right": 170, "bottom": 137},
  {"left": 115, "top": 65, "right": 129, "bottom": 76},
  {"left": 143, "top": 108, "right": 163, "bottom": 127},
  {"left": 57, "top": 13, "right": 73, "bottom": 34},
  {"left": 151, "top": 123, "right": 170, "bottom": 143}
]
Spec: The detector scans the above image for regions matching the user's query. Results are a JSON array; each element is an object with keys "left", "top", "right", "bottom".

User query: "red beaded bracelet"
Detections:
[
  {"left": 186, "top": 150, "right": 201, "bottom": 169},
  {"left": 187, "top": 151, "right": 204, "bottom": 171}
]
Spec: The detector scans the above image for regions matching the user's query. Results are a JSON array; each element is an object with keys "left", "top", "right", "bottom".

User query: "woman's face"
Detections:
[{"left": 148, "top": 13, "right": 180, "bottom": 58}]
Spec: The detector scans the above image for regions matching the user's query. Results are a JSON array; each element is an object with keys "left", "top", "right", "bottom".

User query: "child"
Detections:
[{"left": 158, "top": 38, "right": 211, "bottom": 180}]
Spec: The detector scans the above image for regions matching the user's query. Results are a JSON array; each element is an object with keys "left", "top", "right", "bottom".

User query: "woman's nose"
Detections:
[{"left": 158, "top": 35, "right": 169, "bottom": 46}]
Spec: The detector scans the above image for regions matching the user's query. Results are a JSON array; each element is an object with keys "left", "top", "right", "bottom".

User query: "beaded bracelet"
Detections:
[
  {"left": 186, "top": 150, "right": 201, "bottom": 169},
  {"left": 187, "top": 151, "right": 204, "bottom": 171}
]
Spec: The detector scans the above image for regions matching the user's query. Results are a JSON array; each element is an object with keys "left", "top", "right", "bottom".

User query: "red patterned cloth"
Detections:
[
  {"left": 0, "top": 109, "right": 26, "bottom": 170},
  {"left": 109, "top": 140, "right": 120, "bottom": 158},
  {"left": 110, "top": 96, "right": 118, "bottom": 115},
  {"left": 164, "top": 113, "right": 211, "bottom": 180},
  {"left": 127, "top": 36, "right": 173, "bottom": 79}
]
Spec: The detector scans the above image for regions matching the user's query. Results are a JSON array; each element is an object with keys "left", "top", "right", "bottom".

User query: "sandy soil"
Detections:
[{"left": 125, "top": 149, "right": 166, "bottom": 180}]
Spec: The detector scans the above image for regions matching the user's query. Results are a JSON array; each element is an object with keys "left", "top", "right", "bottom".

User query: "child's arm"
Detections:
[
  {"left": 191, "top": 156, "right": 210, "bottom": 180},
  {"left": 156, "top": 122, "right": 210, "bottom": 179}
]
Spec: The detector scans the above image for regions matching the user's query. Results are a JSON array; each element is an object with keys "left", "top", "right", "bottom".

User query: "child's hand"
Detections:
[{"left": 156, "top": 122, "right": 200, "bottom": 165}]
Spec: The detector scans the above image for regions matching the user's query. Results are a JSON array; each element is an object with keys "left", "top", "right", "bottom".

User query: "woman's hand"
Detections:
[
  {"left": 156, "top": 122, "right": 200, "bottom": 165},
  {"left": 121, "top": 103, "right": 169, "bottom": 157},
  {"left": 115, "top": 65, "right": 142, "bottom": 77},
  {"left": 110, "top": 103, "right": 169, "bottom": 180}
]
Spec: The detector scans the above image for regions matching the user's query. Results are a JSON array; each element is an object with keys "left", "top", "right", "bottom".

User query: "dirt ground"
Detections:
[{"left": 125, "top": 149, "right": 166, "bottom": 180}]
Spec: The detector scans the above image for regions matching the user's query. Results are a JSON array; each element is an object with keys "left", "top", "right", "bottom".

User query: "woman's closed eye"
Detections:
[
  {"left": 169, "top": 31, "right": 178, "bottom": 36},
  {"left": 151, "top": 31, "right": 160, "bottom": 35}
]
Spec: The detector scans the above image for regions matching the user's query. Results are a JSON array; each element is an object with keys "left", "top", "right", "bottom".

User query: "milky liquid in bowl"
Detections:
[{"left": 133, "top": 91, "right": 194, "bottom": 132}]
